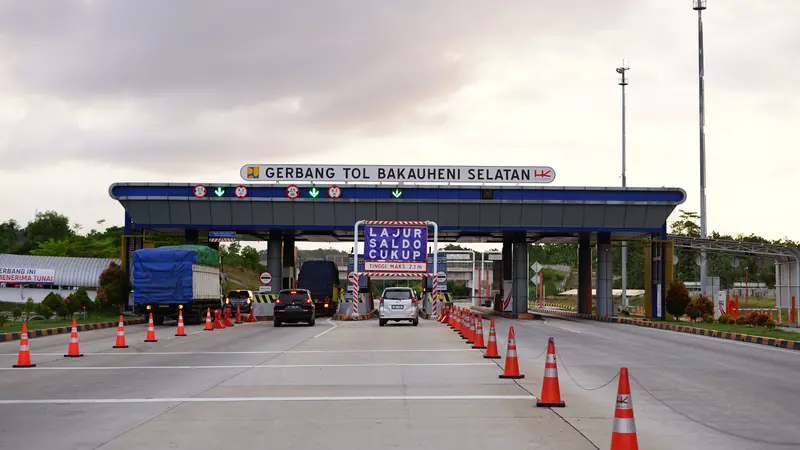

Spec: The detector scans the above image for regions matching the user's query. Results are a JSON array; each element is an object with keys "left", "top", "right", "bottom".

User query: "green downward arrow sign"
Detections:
[
  {"left": 308, "top": 187, "right": 320, "bottom": 198},
  {"left": 214, "top": 187, "right": 225, "bottom": 197},
  {"left": 391, "top": 189, "right": 403, "bottom": 198}
]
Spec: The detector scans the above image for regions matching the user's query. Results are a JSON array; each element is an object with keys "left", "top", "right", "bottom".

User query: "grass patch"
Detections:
[
  {"left": 672, "top": 322, "right": 800, "bottom": 341},
  {"left": 0, "top": 312, "right": 136, "bottom": 334}
]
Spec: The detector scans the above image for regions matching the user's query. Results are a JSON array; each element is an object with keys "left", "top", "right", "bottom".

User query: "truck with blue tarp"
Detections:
[
  {"left": 296, "top": 260, "right": 340, "bottom": 316},
  {"left": 132, "top": 246, "right": 224, "bottom": 325}
]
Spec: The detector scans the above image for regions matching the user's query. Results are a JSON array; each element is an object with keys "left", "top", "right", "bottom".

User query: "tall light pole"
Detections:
[
  {"left": 694, "top": 0, "right": 708, "bottom": 296},
  {"left": 617, "top": 62, "right": 629, "bottom": 309}
]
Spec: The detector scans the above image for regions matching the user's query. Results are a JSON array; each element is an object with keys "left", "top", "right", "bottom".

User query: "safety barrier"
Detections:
[{"left": 253, "top": 294, "right": 278, "bottom": 303}]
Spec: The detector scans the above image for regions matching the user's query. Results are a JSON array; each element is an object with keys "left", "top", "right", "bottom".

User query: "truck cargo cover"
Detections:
[
  {"left": 133, "top": 248, "right": 197, "bottom": 304},
  {"left": 160, "top": 245, "right": 220, "bottom": 267}
]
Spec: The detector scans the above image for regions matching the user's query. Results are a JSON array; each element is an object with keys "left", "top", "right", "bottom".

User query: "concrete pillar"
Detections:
[
  {"left": 501, "top": 237, "right": 514, "bottom": 312},
  {"left": 282, "top": 235, "right": 296, "bottom": 289},
  {"left": 184, "top": 229, "right": 199, "bottom": 245},
  {"left": 578, "top": 235, "right": 592, "bottom": 315},
  {"left": 596, "top": 232, "right": 612, "bottom": 317},
  {"left": 267, "top": 231, "right": 282, "bottom": 295},
  {"left": 512, "top": 241, "right": 528, "bottom": 313}
]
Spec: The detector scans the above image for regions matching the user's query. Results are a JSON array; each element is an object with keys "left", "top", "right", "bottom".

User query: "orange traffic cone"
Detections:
[
  {"left": 536, "top": 337, "right": 565, "bottom": 407},
  {"left": 610, "top": 368, "right": 638, "bottom": 450},
  {"left": 483, "top": 318, "right": 500, "bottom": 359},
  {"left": 213, "top": 309, "right": 226, "bottom": 329},
  {"left": 64, "top": 319, "right": 83, "bottom": 357},
  {"left": 204, "top": 308, "right": 214, "bottom": 331},
  {"left": 472, "top": 315, "right": 486, "bottom": 349},
  {"left": 499, "top": 326, "right": 524, "bottom": 379},
  {"left": 247, "top": 305, "right": 257, "bottom": 323},
  {"left": 113, "top": 315, "right": 129, "bottom": 348},
  {"left": 175, "top": 310, "right": 187, "bottom": 336},
  {"left": 223, "top": 308, "right": 235, "bottom": 327},
  {"left": 144, "top": 313, "right": 158, "bottom": 342},
  {"left": 13, "top": 323, "right": 35, "bottom": 368},
  {"left": 454, "top": 308, "right": 462, "bottom": 334},
  {"left": 448, "top": 306, "right": 456, "bottom": 328},
  {"left": 466, "top": 314, "right": 476, "bottom": 345},
  {"left": 235, "top": 305, "right": 243, "bottom": 324},
  {"left": 461, "top": 311, "right": 470, "bottom": 340}
]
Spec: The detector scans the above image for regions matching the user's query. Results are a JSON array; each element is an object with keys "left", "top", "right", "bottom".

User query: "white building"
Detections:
[{"left": 0, "top": 254, "right": 118, "bottom": 303}]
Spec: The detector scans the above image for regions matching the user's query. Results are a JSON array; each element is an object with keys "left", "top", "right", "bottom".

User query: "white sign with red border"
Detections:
[
  {"left": 364, "top": 261, "right": 427, "bottom": 272},
  {"left": 193, "top": 184, "right": 207, "bottom": 198},
  {"left": 0, "top": 267, "right": 55, "bottom": 285},
  {"left": 328, "top": 185, "right": 342, "bottom": 199},
  {"left": 234, "top": 185, "right": 248, "bottom": 199},
  {"left": 285, "top": 185, "right": 300, "bottom": 200},
  {"left": 259, "top": 271, "right": 272, "bottom": 285}
]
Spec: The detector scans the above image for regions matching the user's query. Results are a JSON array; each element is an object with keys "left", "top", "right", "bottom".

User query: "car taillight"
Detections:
[
  {"left": 275, "top": 299, "right": 281, "bottom": 304},
  {"left": 247, "top": 297, "right": 252, "bottom": 303},
  {"left": 305, "top": 298, "right": 312, "bottom": 304},
  {"left": 380, "top": 297, "right": 384, "bottom": 307}
]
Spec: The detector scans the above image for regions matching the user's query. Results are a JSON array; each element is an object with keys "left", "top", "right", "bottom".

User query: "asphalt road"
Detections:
[{"left": 0, "top": 313, "right": 798, "bottom": 449}]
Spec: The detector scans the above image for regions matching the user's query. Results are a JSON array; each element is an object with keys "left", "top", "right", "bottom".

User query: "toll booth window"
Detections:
[{"left": 384, "top": 290, "right": 412, "bottom": 299}]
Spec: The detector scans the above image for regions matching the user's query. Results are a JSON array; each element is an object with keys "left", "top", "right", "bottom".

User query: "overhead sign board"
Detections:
[
  {"left": 209, "top": 231, "right": 237, "bottom": 238},
  {"left": 363, "top": 225, "right": 428, "bottom": 272},
  {"left": 0, "top": 267, "right": 55, "bottom": 285},
  {"left": 241, "top": 165, "right": 555, "bottom": 184}
]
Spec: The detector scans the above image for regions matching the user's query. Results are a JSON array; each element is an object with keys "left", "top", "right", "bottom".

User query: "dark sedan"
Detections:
[{"left": 274, "top": 289, "right": 316, "bottom": 327}]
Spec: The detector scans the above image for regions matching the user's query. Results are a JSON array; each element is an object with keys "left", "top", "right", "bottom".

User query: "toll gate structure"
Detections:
[{"left": 111, "top": 182, "right": 686, "bottom": 319}]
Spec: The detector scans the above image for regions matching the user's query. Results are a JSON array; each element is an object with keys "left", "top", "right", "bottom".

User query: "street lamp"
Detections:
[
  {"left": 693, "top": 0, "right": 709, "bottom": 295},
  {"left": 617, "top": 62, "right": 629, "bottom": 309}
]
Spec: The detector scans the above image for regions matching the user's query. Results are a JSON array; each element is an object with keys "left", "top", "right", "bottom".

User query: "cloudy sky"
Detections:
[{"left": 0, "top": 0, "right": 798, "bottom": 248}]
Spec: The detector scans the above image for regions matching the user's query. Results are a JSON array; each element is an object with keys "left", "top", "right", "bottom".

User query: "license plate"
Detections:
[
  {"left": 391, "top": 305, "right": 404, "bottom": 310},
  {"left": 287, "top": 305, "right": 301, "bottom": 310},
  {"left": 159, "top": 305, "right": 170, "bottom": 308}
]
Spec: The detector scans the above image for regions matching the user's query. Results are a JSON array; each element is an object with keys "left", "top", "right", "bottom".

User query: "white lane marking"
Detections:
[
  {"left": 313, "top": 318, "right": 338, "bottom": 339},
  {"left": 543, "top": 319, "right": 582, "bottom": 334},
  {"left": 0, "top": 395, "right": 535, "bottom": 405},
  {"left": 0, "top": 362, "right": 496, "bottom": 371},
  {"left": 0, "top": 349, "right": 474, "bottom": 356}
]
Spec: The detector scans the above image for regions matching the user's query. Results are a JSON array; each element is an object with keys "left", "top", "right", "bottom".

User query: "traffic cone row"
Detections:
[
  {"left": 175, "top": 310, "right": 187, "bottom": 337},
  {"left": 223, "top": 308, "right": 235, "bottom": 327},
  {"left": 445, "top": 307, "right": 638, "bottom": 448}
]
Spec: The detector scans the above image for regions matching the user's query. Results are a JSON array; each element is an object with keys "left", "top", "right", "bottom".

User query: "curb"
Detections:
[
  {"left": 0, "top": 318, "right": 146, "bottom": 343},
  {"left": 532, "top": 308, "right": 800, "bottom": 351},
  {"left": 332, "top": 309, "right": 378, "bottom": 321}
]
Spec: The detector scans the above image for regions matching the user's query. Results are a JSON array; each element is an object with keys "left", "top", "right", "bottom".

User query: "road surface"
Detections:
[{"left": 0, "top": 314, "right": 798, "bottom": 449}]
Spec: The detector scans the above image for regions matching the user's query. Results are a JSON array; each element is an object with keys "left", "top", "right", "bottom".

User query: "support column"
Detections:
[
  {"left": 184, "top": 229, "right": 199, "bottom": 245},
  {"left": 282, "top": 235, "right": 296, "bottom": 289},
  {"left": 267, "top": 231, "right": 282, "bottom": 295},
  {"left": 512, "top": 240, "right": 528, "bottom": 314},
  {"left": 501, "top": 237, "right": 513, "bottom": 312},
  {"left": 578, "top": 234, "right": 592, "bottom": 315},
  {"left": 596, "top": 232, "right": 612, "bottom": 317}
]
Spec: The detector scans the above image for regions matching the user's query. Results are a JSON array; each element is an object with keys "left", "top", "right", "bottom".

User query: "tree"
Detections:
[
  {"left": 0, "top": 219, "right": 22, "bottom": 253},
  {"left": 240, "top": 245, "right": 264, "bottom": 272},
  {"left": 23, "top": 211, "right": 73, "bottom": 250},
  {"left": 666, "top": 280, "right": 691, "bottom": 318},
  {"left": 98, "top": 262, "right": 131, "bottom": 308}
]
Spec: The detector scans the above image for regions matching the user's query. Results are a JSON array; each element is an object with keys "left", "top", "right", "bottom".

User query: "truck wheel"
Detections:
[{"left": 154, "top": 316, "right": 165, "bottom": 326}]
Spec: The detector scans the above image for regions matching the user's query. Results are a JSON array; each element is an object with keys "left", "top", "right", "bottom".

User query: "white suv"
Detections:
[{"left": 378, "top": 287, "right": 419, "bottom": 326}]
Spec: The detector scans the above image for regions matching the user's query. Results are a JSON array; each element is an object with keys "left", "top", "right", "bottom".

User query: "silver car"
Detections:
[{"left": 378, "top": 287, "right": 419, "bottom": 326}]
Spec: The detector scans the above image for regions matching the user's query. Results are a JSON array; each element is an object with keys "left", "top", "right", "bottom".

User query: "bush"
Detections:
[
  {"left": 24, "top": 298, "right": 35, "bottom": 314},
  {"left": 717, "top": 314, "right": 731, "bottom": 325},
  {"left": 0, "top": 315, "right": 7, "bottom": 327},
  {"left": 746, "top": 312, "right": 760, "bottom": 326},
  {"left": 755, "top": 314, "right": 770, "bottom": 328},
  {"left": 42, "top": 292, "right": 66, "bottom": 317},
  {"left": 735, "top": 316, "right": 748, "bottom": 325},
  {"left": 11, "top": 307, "right": 22, "bottom": 320},
  {"left": 765, "top": 318, "right": 776, "bottom": 329},
  {"left": 704, "top": 314, "right": 714, "bottom": 323},
  {"left": 666, "top": 280, "right": 692, "bottom": 318},
  {"left": 34, "top": 303, "right": 52, "bottom": 319},
  {"left": 620, "top": 310, "right": 631, "bottom": 317},
  {"left": 99, "top": 262, "right": 131, "bottom": 307},
  {"left": 69, "top": 288, "right": 93, "bottom": 312},
  {"left": 686, "top": 295, "right": 714, "bottom": 320}
]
